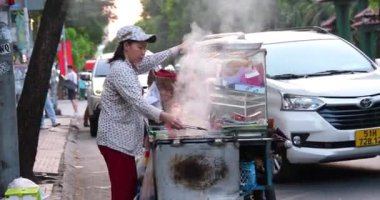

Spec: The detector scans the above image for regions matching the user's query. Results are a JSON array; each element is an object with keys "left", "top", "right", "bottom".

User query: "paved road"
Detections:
[
  {"left": 62, "top": 122, "right": 380, "bottom": 200},
  {"left": 55, "top": 99, "right": 110, "bottom": 200},
  {"left": 275, "top": 156, "right": 380, "bottom": 200},
  {"left": 57, "top": 99, "right": 87, "bottom": 118},
  {"left": 57, "top": 99, "right": 380, "bottom": 200},
  {"left": 61, "top": 126, "right": 110, "bottom": 200}
]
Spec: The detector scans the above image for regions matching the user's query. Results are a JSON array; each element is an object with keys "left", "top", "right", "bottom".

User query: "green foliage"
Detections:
[
  {"left": 137, "top": 0, "right": 378, "bottom": 54},
  {"left": 137, "top": 0, "right": 282, "bottom": 51},
  {"left": 369, "top": 0, "right": 379, "bottom": 8},
  {"left": 66, "top": 0, "right": 116, "bottom": 45},
  {"left": 137, "top": 0, "right": 205, "bottom": 51},
  {"left": 63, "top": 0, "right": 116, "bottom": 70},
  {"left": 103, "top": 38, "right": 118, "bottom": 53},
  {"left": 65, "top": 27, "right": 96, "bottom": 71},
  {"left": 276, "top": 0, "right": 334, "bottom": 28}
]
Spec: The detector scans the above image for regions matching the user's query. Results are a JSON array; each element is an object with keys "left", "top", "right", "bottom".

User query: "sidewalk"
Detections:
[
  {"left": 34, "top": 116, "right": 74, "bottom": 199},
  {"left": 34, "top": 100, "right": 87, "bottom": 199}
]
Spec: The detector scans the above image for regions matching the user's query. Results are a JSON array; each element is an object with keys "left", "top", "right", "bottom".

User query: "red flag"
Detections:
[{"left": 57, "top": 40, "right": 73, "bottom": 76}]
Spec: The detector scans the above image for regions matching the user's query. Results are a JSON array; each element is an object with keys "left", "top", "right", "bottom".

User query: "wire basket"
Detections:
[
  {"left": 240, "top": 161, "right": 257, "bottom": 196},
  {"left": 210, "top": 87, "right": 266, "bottom": 120}
]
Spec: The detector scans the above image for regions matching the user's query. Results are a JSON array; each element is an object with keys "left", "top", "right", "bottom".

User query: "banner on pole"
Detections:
[{"left": 57, "top": 40, "right": 73, "bottom": 76}]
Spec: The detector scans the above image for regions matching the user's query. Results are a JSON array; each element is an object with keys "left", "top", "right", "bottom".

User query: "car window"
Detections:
[
  {"left": 93, "top": 58, "right": 149, "bottom": 87},
  {"left": 264, "top": 39, "right": 374, "bottom": 77},
  {"left": 94, "top": 59, "right": 110, "bottom": 77}
]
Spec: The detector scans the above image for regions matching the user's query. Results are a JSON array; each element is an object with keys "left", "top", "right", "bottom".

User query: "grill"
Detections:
[{"left": 317, "top": 102, "right": 380, "bottom": 130}]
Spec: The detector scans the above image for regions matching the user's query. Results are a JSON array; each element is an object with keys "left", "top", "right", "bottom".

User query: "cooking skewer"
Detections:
[{"left": 182, "top": 124, "right": 208, "bottom": 131}]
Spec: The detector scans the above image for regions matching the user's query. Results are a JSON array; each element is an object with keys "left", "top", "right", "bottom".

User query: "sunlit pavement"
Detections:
[{"left": 34, "top": 99, "right": 88, "bottom": 199}]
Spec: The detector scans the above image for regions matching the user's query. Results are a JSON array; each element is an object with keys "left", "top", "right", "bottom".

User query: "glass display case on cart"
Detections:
[{"left": 148, "top": 37, "right": 276, "bottom": 200}]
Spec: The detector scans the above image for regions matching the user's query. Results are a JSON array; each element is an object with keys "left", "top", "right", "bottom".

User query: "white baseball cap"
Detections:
[{"left": 116, "top": 25, "right": 156, "bottom": 43}]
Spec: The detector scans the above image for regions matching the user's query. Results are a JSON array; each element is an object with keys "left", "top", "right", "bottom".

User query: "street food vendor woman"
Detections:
[{"left": 96, "top": 25, "right": 184, "bottom": 200}]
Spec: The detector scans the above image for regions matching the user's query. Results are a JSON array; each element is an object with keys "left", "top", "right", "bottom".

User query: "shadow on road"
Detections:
[{"left": 278, "top": 156, "right": 380, "bottom": 184}]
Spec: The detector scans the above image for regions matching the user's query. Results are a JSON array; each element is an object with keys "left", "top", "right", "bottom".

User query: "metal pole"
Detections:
[
  {"left": 0, "top": 5, "right": 20, "bottom": 196},
  {"left": 23, "top": 0, "right": 30, "bottom": 60},
  {"left": 62, "top": 24, "right": 68, "bottom": 75}
]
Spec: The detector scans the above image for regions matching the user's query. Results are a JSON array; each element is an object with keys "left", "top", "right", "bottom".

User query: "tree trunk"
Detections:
[{"left": 17, "top": 0, "right": 69, "bottom": 179}]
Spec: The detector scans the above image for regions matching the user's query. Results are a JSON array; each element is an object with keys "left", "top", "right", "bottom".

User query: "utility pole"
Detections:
[
  {"left": 22, "top": 0, "right": 30, "bottom": 60},
  {"left": 0, "top": 2, "right": 20, "bottom": 196},
  {"left": 62, "top": 24, "right": 68, "bottom": 74}
]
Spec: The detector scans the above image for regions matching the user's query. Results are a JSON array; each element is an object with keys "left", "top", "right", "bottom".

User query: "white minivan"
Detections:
[{"left": 240, "top": 28, "right": 380, "bottom": 181}]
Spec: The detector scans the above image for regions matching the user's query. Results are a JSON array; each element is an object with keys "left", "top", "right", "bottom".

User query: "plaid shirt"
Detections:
[{"left": 97, "top": 47, "right": 178, "bottom": 156}]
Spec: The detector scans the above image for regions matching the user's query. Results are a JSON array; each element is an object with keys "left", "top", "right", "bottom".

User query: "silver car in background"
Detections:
[{"left": 87, "top": 52, "right": 150, "bottom": 137}]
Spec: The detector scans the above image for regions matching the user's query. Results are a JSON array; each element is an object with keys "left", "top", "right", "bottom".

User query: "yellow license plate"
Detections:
[{"left": 355, "top": 128, "right": 380, "bottom": 147}]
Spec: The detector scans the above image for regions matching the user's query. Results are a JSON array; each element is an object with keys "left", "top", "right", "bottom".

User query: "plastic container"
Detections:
[
  {"left": 4, "top": 187, "right": 41, "bottom": 200},
  {"left": 240, "top": 161, "right": 257, "bottom": 196}
]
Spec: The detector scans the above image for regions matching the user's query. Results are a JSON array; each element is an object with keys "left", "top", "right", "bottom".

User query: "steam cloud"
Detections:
[
  {"left": 173, "top": 0, "right": 276, "bottom": 128},
  {"left": 190, "top": 0, "right": 276, "bottom": 33}
]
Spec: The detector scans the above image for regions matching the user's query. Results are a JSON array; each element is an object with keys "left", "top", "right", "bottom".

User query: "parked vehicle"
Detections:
[
  {"left": 87, "top": 52, "right": 151, "bottom": 137},
  {"left": 207, "top": 27, "right": 380, "bottom": 181},
  {"left": 78, "top": 72, "right": 91, "bottom": 99}
]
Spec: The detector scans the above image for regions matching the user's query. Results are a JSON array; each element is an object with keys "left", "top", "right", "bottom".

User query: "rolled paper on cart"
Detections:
[
  {"left": 248, "top": 111, "right": 262, "bottom": 119},
  {"left": 232, "top": 112, "right": 246, "bottom": 121},
  {"left": 232, "top": 111, "right": 262, "bottom": 121}
]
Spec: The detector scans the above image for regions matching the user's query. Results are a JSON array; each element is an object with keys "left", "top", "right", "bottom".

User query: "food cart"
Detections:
[{"left": 147, "top": 36, "right": 276, "bottom": 200}]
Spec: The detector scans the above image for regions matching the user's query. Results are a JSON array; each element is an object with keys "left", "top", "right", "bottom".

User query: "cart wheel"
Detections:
[{"left": 265, "top": 188, "right": 276, "bottom": 200}]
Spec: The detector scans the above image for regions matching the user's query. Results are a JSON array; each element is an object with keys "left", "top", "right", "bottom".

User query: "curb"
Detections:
[
  {"left": 35, "top": 117, "right": 79, "bottom": 200},
  {"left": 53, "top": 118, "right": 80, "bottom": 200}
]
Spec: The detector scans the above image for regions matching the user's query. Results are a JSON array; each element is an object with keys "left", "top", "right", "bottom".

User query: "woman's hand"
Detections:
[
  {"left": 178, "top": 41, "right": 191, "bottom": 54},
  {"left": 159, "top": 112, "right": 183, "bottom": 129}
]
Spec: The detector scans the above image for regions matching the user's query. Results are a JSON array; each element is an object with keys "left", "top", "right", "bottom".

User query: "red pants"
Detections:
[{"left": 98, "top": 145, "right": 137, "bottom": 200}]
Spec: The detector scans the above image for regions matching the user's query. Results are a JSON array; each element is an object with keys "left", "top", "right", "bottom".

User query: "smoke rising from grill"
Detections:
[
  {"left": 172, "top": 0, "right": 276, "bottom": 127},
  {"left": 190, "top": 0, "right": 276, "bottom": 33}
]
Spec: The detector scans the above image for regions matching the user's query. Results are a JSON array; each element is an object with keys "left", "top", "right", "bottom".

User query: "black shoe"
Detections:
[
  {"left": 53, "top": 123, "right": 61, "bottom": 127},
  {"left": 83, "top": 122, "right": 89, "bottom": 127}
]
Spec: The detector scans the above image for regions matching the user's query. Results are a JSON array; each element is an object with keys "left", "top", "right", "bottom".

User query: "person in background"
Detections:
[
  {"left": 65, "top": 65, "right": 78, "bottom": 116},
  {"left": 41, "top": 76, "right": 61, "bottom": 129},
  {"left": 41, "top": 69, "right": 61, "bottom": 129},
  {"left": 96, "top": 25, "right": 184, "bottom": 200},
  {"left": 78, "top": 77, "right": 87, "bottom": 100},
  {"left": 41, "top": 91, "right": 61, "bottom": 129}
]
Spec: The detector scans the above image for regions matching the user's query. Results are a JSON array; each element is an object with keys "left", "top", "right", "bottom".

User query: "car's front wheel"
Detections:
[
  {"left": 272, "top": 148, "right": 297, "bottom": 182},
  {"left": 89, "top": 109, "right": 100, "bottom": 137}
]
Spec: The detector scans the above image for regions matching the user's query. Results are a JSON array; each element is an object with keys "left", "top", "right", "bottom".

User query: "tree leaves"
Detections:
[
  {"left": 64, "top": 0, "right": 116, "bottom": 70},
  {"left": 65, "top": 27, "right": 95, "bottom": 71}
]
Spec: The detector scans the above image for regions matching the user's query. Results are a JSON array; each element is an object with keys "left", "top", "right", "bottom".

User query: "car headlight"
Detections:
[{"left": 281, "top": 94, "right": 325, "bottom": 111}]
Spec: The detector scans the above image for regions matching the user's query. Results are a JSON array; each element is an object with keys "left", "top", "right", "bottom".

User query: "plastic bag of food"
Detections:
[
  {"left": 5, "top": 177, "right": 47, "bottom": 200},
  {"left": 139, "top": 150, "right": 155, "bottom": 200},
  {"left": 136, "top": 150, "right": 150, "bottom": 185}
]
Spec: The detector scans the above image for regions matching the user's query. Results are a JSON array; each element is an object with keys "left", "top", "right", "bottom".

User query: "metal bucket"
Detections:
[{"left": 153, "top": 139, "right": 240, "bottom": 200}]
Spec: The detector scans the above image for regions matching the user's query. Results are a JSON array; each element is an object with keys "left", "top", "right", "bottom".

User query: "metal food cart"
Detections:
[{"left": 148, "top": 36, "right": 276, "bottom": 200}]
